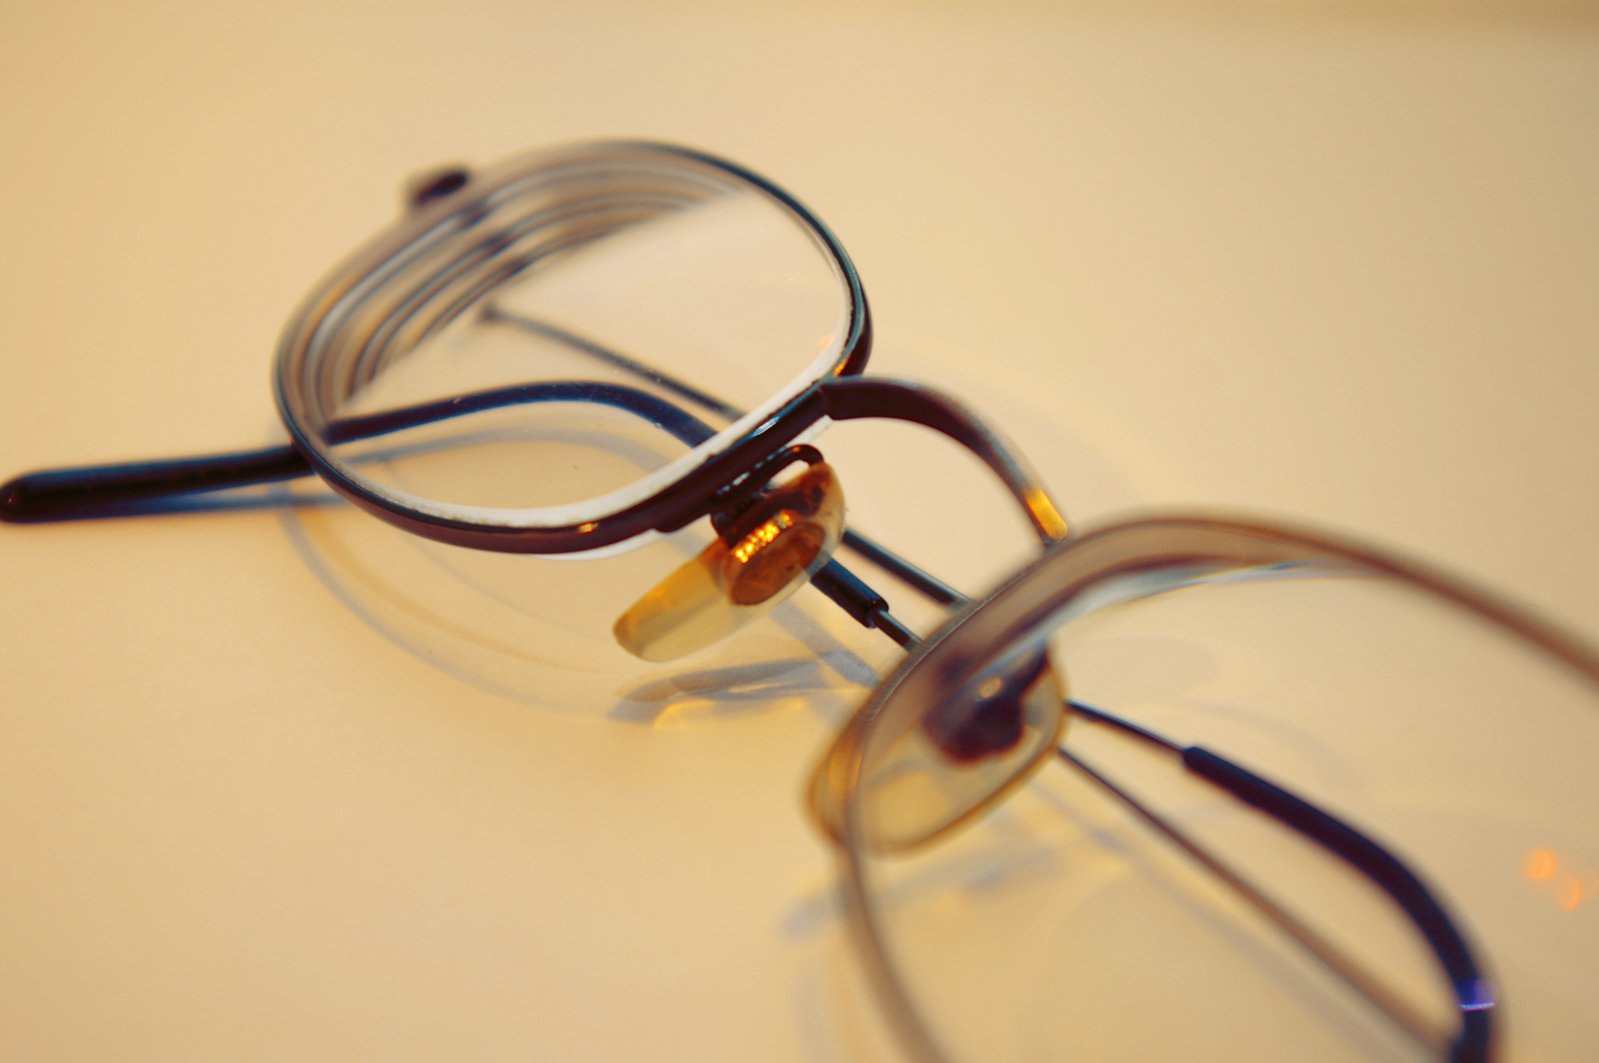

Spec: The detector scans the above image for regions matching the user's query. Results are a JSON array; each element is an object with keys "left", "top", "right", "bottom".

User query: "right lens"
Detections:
[
  {"left": 838, "top": 521, "right": 1599, "bottom": 1062},
  {"left": 277, "top": 142, "right": 861, "bottom": 543}
]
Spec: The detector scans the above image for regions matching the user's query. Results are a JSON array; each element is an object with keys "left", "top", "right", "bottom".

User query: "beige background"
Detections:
[{"left": 2, "top": 2, "right": 1596, "bottom": 1060}]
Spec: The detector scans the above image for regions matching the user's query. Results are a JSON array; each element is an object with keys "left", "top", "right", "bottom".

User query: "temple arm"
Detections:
[
  {"left": 1, "top": 375, "right": 938, "bottom": 646},
  {"left": 1068, "top": 701, "right": 1492, "bottom": 1062},
  {"left": 0, "top": 380, "right": 716, "bottom": 524}
]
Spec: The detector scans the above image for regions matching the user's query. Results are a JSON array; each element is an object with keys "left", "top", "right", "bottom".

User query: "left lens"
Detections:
[{"left": 277, "top": 142, "right": 862, "bottom": 544}]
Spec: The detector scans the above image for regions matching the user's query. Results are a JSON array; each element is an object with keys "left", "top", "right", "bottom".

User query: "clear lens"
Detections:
[
  {"left": 278, "top": 144, "right": 854, "bottom": 530},
  {"left": 843, "top": 549, "right": 1599, "bottom": 1062}
]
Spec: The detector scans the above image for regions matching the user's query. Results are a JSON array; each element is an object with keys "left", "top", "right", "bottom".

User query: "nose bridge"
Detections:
[{"left": 817, "top": 375, "right": 1070, "bottom": 545}]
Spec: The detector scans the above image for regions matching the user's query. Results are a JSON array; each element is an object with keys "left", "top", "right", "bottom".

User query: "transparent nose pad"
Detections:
[
  {"left": 613, "top": 460, "right": 846, "bottom": 662},
  {"left": 811, "top": 646, "right": 1068, "bottom": 854}
]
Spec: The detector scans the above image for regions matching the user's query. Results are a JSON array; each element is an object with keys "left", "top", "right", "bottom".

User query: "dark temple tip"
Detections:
[
  {"left": 0, "top": 470, "right": 86, "bottom": 524},
  {"left": 0, "top": 446, "right": 316, "bottom": 524},
  {"left": 0, "top": 473, "right": 39, "bottom": 523}
]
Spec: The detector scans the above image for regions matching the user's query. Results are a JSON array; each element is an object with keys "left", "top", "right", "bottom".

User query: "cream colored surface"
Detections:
[{"left": 1, "top": 3, "right": 1595, "bottom": 1061}]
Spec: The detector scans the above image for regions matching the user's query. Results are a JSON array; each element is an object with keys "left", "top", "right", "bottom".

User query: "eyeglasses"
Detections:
[{"left": 4, "top": 141, "right": 1595, "bottom": 1061}]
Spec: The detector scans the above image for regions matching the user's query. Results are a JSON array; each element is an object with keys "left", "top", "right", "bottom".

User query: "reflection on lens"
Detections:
[{"left": 844, "top": 556, "right": 1599, "bottom": 1062}]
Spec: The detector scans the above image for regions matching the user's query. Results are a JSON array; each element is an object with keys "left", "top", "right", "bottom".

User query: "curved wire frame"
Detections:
[{"left": 830, "top": 515, "right": 1599, "bottom": 1063}]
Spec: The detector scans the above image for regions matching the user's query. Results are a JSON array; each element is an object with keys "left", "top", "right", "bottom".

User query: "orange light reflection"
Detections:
[
  {"left": 1524, "top": 848, "right": 1597, "bottom": 913},
  {"left": 1557, "top": 876, "right": 1584, "bottom": 912},
  {"left": 1526, "top": 848, "right": 1558, "bottom": 882}
]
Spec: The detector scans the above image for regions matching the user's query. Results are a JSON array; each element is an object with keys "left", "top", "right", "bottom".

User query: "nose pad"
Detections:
[
  {"left": 809, "top": 647, "right": 1068, "bottom": 854},
  {"left": 920, "top": 650, "right": 1049, "bottom": 761},
  {"left": 612, "top": 460, "right": 845, "bottom": 661}
]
